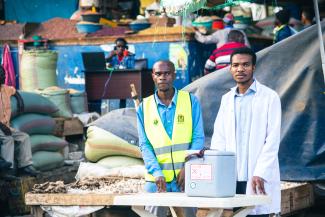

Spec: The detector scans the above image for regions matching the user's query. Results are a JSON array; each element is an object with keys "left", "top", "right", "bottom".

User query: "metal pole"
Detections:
[{"left": 313, "top": 0, "right": 325, "bottom": 83}]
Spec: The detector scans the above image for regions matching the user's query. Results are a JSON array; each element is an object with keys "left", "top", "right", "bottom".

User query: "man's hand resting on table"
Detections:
[
  {"left": 176, "top": 167, "right": 185, "bottom": 191},
  {"left": 155, "top": 176, "right": 166, "bottom": 192},
  {"left": 251, "top": 176, "right": 266, "bottom": 195}
]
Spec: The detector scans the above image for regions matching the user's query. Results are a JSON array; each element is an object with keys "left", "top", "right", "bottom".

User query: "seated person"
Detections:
[
  {"left": 273, "top": 9, "right": 297, "bottom": 43},
  {"left": 0, "top": 66, "right": 39, "bottom": 177},
  {"left": 301, "top": 8, "right": 315, "bottom": 29},
  {"left": 204, "top": 30, "right": 246, "bottom": 74},
  {"left": 106, "top": 38, "right": 135, "bottom": 69}
]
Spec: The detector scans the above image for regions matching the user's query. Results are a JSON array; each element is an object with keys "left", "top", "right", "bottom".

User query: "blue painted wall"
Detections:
[
  {"left": 5, "top": 0, "right": 78, "bottom": 23},
  {"left": 1, "top": 41, "right": 213, "bottom": 91}
]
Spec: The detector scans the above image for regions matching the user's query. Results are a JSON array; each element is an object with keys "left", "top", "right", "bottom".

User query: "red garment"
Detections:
[
  {"left": 1, "top": 44, "right": 16, "bottom": 87},
  {"left": 209, "top": 42, "right": 246, "bottom": 70}
]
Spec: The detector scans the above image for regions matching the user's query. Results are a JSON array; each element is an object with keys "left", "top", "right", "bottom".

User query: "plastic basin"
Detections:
[
  {"left": 129, "top": 23, "right": 151, "bottom": 31},
  {"left": 81, "top": 14, "right": 102, "bottom": 23},
  {"left": 76, "top": 23, "right": 102, "bottom": 33}
]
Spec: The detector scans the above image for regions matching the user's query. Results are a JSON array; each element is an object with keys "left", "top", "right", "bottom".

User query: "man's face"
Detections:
[
  {"left": 152, "top": 62, "right": 175, "bottom": 92},
  {"left": 116, "top": 41, "right": 126, "bottom": 55},
  {"left": 230, "top": 54, "right": 255, "bottom": 85}
]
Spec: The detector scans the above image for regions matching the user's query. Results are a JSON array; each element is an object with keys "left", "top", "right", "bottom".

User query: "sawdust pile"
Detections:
[
  {"left": 32, "top": 176, "right": 145, "bottom": 194},
  {"left": 32, "top": 181, "right": 67, "bottom": 193}
]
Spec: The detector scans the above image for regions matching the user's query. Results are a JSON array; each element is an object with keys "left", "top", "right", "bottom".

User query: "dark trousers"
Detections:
[{"left": 236, "top": 181, "right": 269, "bottom": 217}]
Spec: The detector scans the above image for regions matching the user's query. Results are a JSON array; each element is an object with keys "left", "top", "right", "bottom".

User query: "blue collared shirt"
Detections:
[
  {"left": 136, "top": 88, "right": 205, "bottom": 179},
  {"left": 234, "top": 80, "right": 256, "bottom": 181}
]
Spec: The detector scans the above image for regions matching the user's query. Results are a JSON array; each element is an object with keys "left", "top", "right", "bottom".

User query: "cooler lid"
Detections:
[{"left": 203, "top": 150, "right": 235, "bottom": 156}]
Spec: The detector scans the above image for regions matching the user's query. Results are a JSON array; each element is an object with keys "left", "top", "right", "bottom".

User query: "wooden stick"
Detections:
[{"left": 130, "top": 83, "right": 140, "bottom": 108}]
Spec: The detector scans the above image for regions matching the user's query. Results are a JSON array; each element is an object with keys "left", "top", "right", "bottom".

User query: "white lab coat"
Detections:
[{"left": 211, "top": 80, "right": 281, "bottom": 215}]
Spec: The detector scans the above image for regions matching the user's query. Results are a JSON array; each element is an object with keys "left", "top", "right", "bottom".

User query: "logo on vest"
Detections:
[
  {"left": 153, "top": 119, "right": 159, "bottom": 125},
  {"left": 177, "top": 114, "right": 184, "bottom": 124}
]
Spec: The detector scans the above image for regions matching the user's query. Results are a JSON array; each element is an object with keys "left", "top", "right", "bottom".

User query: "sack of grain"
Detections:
[
  {"left": 85, "top": 126, "right": 141, "bottom": 162},
  {"left": 97, "top": 156, "right": 144, "bottom": 169},
  {"left": 10, "top": 113, "right": 55, "bottom": 135},
  {"left": 20, "top": 50, "right": 58, "bottom": 91},
  {"left": 68, "top": 89, "right": 88, "bottom": 114},
  {"left": 30, "top": 134, "right": 68, "bottom": 153},
  {"left": 36, "top": 87, "right": 73, "bottom": 118},
  {"left": 32, "top": 151, "right": 64, "bottom": 171},
  {"left": 10, "top": 91, "right": 59, "bottom": 118}
]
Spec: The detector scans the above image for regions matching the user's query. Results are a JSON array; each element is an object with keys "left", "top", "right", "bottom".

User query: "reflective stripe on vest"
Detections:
[{"left": 143, "top": 90, "right": 192, "bottom": 182}]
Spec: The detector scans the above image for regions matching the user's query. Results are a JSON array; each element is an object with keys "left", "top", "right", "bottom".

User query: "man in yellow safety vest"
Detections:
[{"left": 136, "top": 60, "right": 205, "bottom": 217}]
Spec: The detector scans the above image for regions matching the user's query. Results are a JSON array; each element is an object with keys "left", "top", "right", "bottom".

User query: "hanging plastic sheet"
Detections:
[
  {"left": 1, "top": 44, "right": 16, "bottom": 87},
  {"left": 184, "top": 23, "right": 325, "bottom": 181}
]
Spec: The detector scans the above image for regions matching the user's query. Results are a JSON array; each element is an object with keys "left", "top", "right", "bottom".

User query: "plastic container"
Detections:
[
  {"left": 81, "top": 13, "right": 102, "bottom": 23},
  {"left": 76, "top": 22, "right": 102, "bottom": 33},
  {"left": 192, "top": 20, "right": 213, "bottom": 29},
  {"left": 101, "top": 99, "right": 109, "bottom": 115},
  {"left": 185, "top": 150, "right": 236, "bottom": 197},
  {"left": 129, "top": 23, "right": 151, "bottom": 31},
  {"left": 212, "top": 20, "right": 224, "bottom": 29}
]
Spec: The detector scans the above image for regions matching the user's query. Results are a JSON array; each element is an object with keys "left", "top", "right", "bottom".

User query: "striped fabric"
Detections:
[{"left": 205, "top": 42, "right": 246, "bottom": 72}]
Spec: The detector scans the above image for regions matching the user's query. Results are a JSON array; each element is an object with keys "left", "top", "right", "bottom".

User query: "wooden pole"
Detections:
[
  {"left": 313, "top": 0, "right": 325, "bottom": 84},
  {"left": 130, "top": 83, "right": 140, "bottom": 108}
]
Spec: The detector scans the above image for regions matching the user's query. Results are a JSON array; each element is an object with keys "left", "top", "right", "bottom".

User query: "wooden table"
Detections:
[
  {"left": 84, "top": 69, "right": 154, "bottom": 101},
  {"left": 25, "top": 192, "right": 271, "bottom": 217}
]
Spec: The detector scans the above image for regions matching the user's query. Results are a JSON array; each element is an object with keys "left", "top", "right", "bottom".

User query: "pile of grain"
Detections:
[{"left": 137, "top": 26, "right": 195, "bottom": 35}]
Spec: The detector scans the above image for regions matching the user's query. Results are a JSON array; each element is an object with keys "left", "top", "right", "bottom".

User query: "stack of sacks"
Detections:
[
  {"left": 85, "top": 108, "right": 144, "bottom": 169},
  {"left": 35, "top": 86, "right": 74, "bottom": 118},
  {"left": 37, "top": 86, "right": 98, "bottom": 125},
  {"left": 10, "top": 91, "right": 68, "bottom": 171}
]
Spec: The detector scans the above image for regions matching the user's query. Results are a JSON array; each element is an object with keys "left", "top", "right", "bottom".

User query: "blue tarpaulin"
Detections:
[{"left": 5, "top": 0, "right": 78, "bottom": 23}]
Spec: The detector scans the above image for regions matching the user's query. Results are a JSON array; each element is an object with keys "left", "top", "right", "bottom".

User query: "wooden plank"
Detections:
[
  {"left": 280, "top": 182, "right": 314, "bottom": 215},
  {"left": 63, "top": 117, "right": 84, "bottom": 136},
  {"left": 53, "top": 117, "right": 84, "bottom": 137},
  {"left": 25, "top": 193, "right": 270, "bottom": 208}
]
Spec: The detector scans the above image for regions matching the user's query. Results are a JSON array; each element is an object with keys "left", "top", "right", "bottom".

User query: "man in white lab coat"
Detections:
[{"left": 211, "top": 47, "right": 281, "bottom": 216}]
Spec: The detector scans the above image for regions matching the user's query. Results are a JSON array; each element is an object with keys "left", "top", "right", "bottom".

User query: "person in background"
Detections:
[
  {"left": 204, "top": 30, "right": 246, "bottom": 74},
  {"left": 195, "top": 13, "right": 250, "bottom": 48},
  {"left": 211, "top": 47, "right": 281, "bottom": 217},
  {"left": 106, "top": 38, "right": 135, "bottom": 69},
  {"left": 301, "top": 8, "right": 315, "bottom": 29},
  {"left": 273, "top": 9, "right": 297, "bottom": 43},
  {"left": 136, "top": 60, "right": 205, "bottom": 217},
  {"left": 0, "top": 66, "right": 39, "bottom": 177}
]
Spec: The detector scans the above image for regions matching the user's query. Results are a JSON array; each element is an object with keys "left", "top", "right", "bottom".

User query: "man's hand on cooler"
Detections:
[
  {"left": 155, "top": 176, "right": 167, "bottom": 192},
  {"left": 251, "top": 176, "right": 266, "bottom": 195}
]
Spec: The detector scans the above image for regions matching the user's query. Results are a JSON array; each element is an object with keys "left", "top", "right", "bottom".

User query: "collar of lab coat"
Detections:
[{"left": 230, "top": 78, "right": 260, "bottom": 96}]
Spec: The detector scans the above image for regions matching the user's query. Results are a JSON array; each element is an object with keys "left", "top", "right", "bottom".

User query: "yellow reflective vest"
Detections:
[{"left": 143, "top": 90, "right": 192, "bottom": 182}]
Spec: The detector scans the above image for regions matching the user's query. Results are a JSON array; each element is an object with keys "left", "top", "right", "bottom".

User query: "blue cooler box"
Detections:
[{"left": 185, "top": 150, "right": 236, "bottom": 197}]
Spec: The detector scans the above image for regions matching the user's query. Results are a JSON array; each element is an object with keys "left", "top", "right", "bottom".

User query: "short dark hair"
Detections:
[
  {"left": 227, "top": 30, "right": 245, "bottom": 43},
  {"left": 153, "top": 60, "right": 175, "bottom": 72},
  {"left": 302, "top": 8, "right": 315, "bottom": 21},
  {"left": 275, "top": 9, "right": 291, "bottom": 25},
  {"left": 115, "top": 37, "right": 128, "bottom": 45},
  {"left": 230, "top": 47, "right": 256, "bottom": 65}
]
